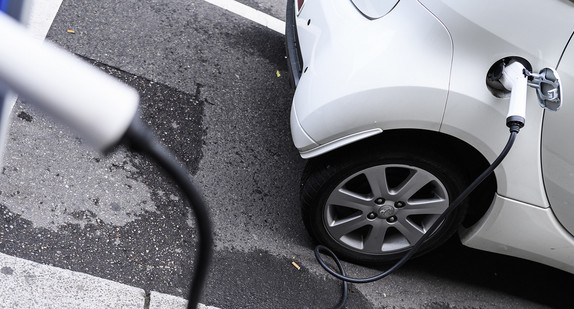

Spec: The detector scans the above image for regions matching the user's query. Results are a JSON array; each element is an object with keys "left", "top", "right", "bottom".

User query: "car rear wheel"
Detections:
[{"left": 301, "top": 146, "right": 468, "bottom": 264}]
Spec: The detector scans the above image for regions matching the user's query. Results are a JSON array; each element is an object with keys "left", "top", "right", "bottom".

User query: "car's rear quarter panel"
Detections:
[{"left": 292, "top": 0, "right": 453, "bottom": 152}]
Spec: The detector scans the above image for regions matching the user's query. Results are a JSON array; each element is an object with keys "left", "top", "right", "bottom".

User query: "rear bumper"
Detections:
[{"left": 285, "top": 0, "right": 303, "bottom": 88}]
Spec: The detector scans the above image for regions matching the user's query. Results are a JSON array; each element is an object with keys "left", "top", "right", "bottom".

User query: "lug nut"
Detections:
[
  {"left": 375, "top": 198, "right": 385, "bottom": 205},
  {"left": 367, "top": 212, "right": 377, "bottom": 220},
  {"left": 386, "top": 216, "right": 397, "bottom": 223},
  {"left": 395, "top": 201, "right": 405, "bottom": 208}
]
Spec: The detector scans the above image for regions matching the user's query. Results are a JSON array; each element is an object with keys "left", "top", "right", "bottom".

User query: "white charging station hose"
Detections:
[
  {"left": 0, "top": 13, "right": 138, "bottom": 152},
  {"left": 0, "top": 12, "right": 212, "bottom": 309}
]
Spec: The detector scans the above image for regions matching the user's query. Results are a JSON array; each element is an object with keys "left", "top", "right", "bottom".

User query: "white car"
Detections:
[{"left": 286, "top": 0, "right": 574, "bottom": 272}]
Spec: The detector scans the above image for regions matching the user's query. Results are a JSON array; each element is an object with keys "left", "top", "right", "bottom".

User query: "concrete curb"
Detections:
[{"left": 0, "top": 252, "right": 217, "bottom": 309}]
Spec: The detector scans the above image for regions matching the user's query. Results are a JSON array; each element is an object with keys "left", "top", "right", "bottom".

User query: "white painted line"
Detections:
[
  {"left": 149, "top": 292, "right": 221, "bottom": 309},
  {"left": 204, "top": 0, "right": 285, "bottom": 35},
  {"left": 24, "top": 0, "right": 64, "bottom": 40},
  {"left": 0, "top": 252, "right": 145, "bottom": 308},
  {"left": 0, "top": 252, "right": 221, "bottom": 309}
]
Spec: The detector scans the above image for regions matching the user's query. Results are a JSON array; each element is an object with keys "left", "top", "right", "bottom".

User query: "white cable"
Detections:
[{"left": 0, "top": 13, "right": 139, "bottom": 151}]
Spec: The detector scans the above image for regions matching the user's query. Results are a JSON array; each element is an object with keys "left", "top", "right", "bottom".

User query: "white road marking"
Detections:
[
  {"left": 204, "top": 0, "right": 285, "bottom": 35},
  {"left": 0, "top": 252, "right": 220, "bottom": 309},
  {"left": 24, "top": 0, "right": 64, "bottom": 40}
]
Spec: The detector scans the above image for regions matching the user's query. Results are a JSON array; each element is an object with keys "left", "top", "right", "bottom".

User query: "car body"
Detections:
[{"left": 286, "top": 0, "right": 574, "bottom": 271}]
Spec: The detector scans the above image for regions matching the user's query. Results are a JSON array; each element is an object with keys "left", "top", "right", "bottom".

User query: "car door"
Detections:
[{"left": 542, "top": 33, "right": 574, "bottom": 236}]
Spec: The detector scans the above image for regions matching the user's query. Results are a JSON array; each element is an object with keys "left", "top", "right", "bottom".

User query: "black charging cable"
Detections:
[
  {"left": 119, "top": 114, "right": 519, "bottom": 309},
  {"left": 122, "top": 119, "right": 213, "bottom": 309},
  {"left": 316, "top": 125, "right": 521, "bottom": 309}
]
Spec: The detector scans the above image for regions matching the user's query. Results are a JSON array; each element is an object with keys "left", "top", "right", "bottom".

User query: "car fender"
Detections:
[{"left": 291, "top": 0, "right": 453, "bottom": 156}]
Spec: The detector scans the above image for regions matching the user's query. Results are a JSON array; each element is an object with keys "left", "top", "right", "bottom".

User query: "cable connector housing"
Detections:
[{"left": 499, "top": 61, "right": 529, "bottom": 132}]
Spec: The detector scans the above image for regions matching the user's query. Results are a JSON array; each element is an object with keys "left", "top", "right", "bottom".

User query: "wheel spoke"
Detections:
[
  {"left": 327, "top": 188, "right": 373, "bottom": 213},
  {"left": 362, "top": 221, "right": 389, "bottom": 252},
  {"left": 394, "top": 218, "right": 425, "bottom": 245},
  {"left": 392, "top": 169, "right": 434, "bottom": 199},
  {"left": 401, "top": 199, "right": 448, "bottom": 216},
  {"left": 328, "top": 215, "right": 368, "bottom": 240},
  {"left": 363, "top": 166, "right": 390, "bottom": 198}
]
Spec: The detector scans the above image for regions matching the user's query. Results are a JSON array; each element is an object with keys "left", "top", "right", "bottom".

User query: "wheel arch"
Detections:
[{"left": 310, "top": 129, "right": 497, "bottom": 228}]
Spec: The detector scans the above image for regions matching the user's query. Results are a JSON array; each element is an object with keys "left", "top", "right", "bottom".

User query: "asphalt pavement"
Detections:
[{"left": 2, "top": 0, "right": 574, "bottom": 308}]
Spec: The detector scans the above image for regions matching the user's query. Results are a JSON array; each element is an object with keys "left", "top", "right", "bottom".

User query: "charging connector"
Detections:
[{"left": 498, "top": 61, "right": 529, "bottom": 132}]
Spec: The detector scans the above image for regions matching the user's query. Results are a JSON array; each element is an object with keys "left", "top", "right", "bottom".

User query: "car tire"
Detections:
[{"left": 301, "top": 144, "right": 468, "bottom": 265}]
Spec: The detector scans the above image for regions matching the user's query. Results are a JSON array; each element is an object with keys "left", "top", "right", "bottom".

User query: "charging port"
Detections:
[{"left": 486, "top": 57, "right": 532, "bottom": 98}]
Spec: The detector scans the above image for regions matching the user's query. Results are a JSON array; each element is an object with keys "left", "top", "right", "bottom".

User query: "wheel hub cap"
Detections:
[{"left": 377, "top": 205, "right": 395, "bottom": 219}]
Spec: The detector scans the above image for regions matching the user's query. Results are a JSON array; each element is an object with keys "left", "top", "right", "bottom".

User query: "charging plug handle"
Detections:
[
  {"left": 499, "top": 61, "right": 529, "bottom": 132},
  {"left": 0, "top": 13, "right": 139, "bottom": 151}
]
